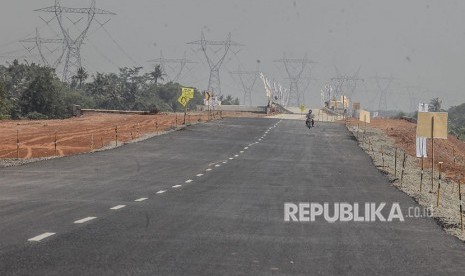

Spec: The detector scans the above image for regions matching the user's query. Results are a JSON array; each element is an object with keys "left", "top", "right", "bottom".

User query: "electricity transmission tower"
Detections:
[
  {"left": 230, "top": 64, "right": 260, "bottom": 106},
  {"left": 371, "top": 76, "right": 394, "bottom": 111},
  {"left": 274, "top": 54, "right": 316, "bottom": 107},
  {"left": 330, "top": 67, "right": 364, "bottom": 110},
  {"left": 35, "top": 0, "right": 115, "bottom": 82},
  {"left": 20, "top": 28, "right": 64, "bottom": 68},
  {"left": 405, "top": 85, "right": 422, "bottom": 112},
  {"left": 187, "top": 32, "right": 242, "bottom": 97},
  {"left": 148, "top": 51, "right": 196, "bottom": 83}
]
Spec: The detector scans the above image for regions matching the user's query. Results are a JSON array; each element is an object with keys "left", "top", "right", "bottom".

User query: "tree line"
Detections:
[{"left": 0, "top": 60, "right": 240, "bottom": 120}]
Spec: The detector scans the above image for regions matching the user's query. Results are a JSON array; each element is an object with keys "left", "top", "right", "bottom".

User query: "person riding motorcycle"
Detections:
[{"left": 305, "top": 109, "right": 314, "bottom": 128}]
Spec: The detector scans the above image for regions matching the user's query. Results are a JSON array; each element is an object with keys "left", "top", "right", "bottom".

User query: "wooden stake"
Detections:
[
  {"left": 458, "top": 175, "right": 463, "bottom": 232},
  {"left": 381, "top": 145, "right": 385, "bottom": 169},
  {"left": 400, "top": 152, "right": 407, "bottom": 187},
  {"left": 437, "top": 162, "right": 443, "bottom": 208},
  {"left": 115, "top": 125, "right": 118, "bottom": 147},
  {"left": 156, "top": 118, "right": 159, "bottom": 134},
  {"left": 420, "top": 155, "right": 424, "bottom": 193},
  {"left": 91, "top": 134, "right": 94, "bottom": 151},
  {"left": 431, "top": 116, "right": 435, "bottom": 192},
  {"left": 394, "top": 148, "right": 398, "bottom": 178},
  {"left": 54, "top": 131, "right": 58, "bottom": 156},
  {"left": 16, "top": 129, "right": 20, "bottom": 159}
]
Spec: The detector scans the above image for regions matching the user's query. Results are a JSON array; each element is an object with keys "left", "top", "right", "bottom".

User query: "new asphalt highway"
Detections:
[{"left": 0, "top": 118, "right": 465, "bottom": 275}]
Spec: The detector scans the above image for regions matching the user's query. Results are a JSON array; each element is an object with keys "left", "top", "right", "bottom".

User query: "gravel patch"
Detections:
[{"left": 349, "top": 124, "right": 465, "bottom": 241}]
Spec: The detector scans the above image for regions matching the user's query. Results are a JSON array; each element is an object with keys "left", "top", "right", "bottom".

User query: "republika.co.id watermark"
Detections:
[{"left": 284, "top": 202, "right": 433, "bottom": 222}]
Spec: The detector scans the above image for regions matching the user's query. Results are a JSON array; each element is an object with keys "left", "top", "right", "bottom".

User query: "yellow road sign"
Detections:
[
  {"left": 178, "top": 95, "right": 189, "bottom": 107},
  {"left": 182, "top": 87, "right": 195, "bottom": 99},
  {"left": 416, "top": 112, "right": 448, "bottom": 139}
]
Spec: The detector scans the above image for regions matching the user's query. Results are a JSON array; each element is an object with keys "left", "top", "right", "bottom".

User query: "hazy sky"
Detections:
[{"left": 1, "top": 0, "right": 465, "bottom": 111}]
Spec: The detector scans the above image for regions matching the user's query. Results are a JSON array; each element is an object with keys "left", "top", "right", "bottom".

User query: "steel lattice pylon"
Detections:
[
  {"left": 148, "top": 51, "right": 196, "bottom": 83},
  {"left": 371, "top": 76, "right": 394, "bottom": 111},
  {"left": 187, "top": 32, "right": 242, "bottom": 97},
  {"left": 20, "top": 28, "right": 65, "bottom": 68},
  {"left": 274, "top": 54, "right": 316, "bottom": 107},
  {"left": 35, "top": 0, "right": 115, "bottom": 82},
  {"left": 230, "top": 66, "right": 259, "bottom": 106}
]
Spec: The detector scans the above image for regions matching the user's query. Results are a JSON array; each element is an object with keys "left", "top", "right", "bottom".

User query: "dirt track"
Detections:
[{"left": 0, "top": 112, "right": 215, "bottom": 159}]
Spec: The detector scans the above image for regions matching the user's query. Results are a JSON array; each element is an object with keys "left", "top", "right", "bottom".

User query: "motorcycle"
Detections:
[{"left": 305, "top": 114, "right": 315, "bottom": 129}]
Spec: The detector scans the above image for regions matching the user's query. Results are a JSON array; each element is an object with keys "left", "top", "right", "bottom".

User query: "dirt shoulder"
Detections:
[
  {"left": 0, "top": 112, "right": 214, "bottom": 162},
  {"left": 348, "top": 118, "right": 465, "bottom": 241}
]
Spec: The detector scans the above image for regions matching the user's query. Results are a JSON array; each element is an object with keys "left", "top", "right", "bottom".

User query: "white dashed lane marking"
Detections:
[
  {"left": 74, "top": 217, "right": 97, "bottom": 224},
  {"left": 229, "top": 158, "right": 234, "bottom": 160},
  {"left": 135, "top": 198, "right": 148, "bottom": 202},
  {"left": 185, "top": 179, "right": 193, "bottom": 183},
  {"left": 240, "top": 151, "right": 244, "bottom": 153},
  {"left": 172, "top": 185, "right": 182, "bottom": 188},
  {"left": 222, "top": 161, "right": 227, "bottom": 164},
  {"left": 110, "top": 205, "right": 126, "bottom": 210},
  {"left": 28, "top": 232, "right": 56, "bottom": 242},
  {"left": 156, "top": 190, "right": 166, "bottom": 194},
  {"left": 196, "top": 174, "right": 204, "bottom": 177},
  {"left": 215, "top": 164, "right": 221, "bottom": 167},
  {"left": 244, "top": 147, "right": 249, "bottom": 149},
  {"left": 234, "top": 155, "right": 239, "bottom": 157},
  {"left": 206, "top": 168, "right": 212, "bottom": 171}
]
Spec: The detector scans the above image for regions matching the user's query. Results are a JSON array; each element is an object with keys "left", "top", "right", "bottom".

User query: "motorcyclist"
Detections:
[{"left": 305, "top": 109, "right": 315, "bottom": 128}]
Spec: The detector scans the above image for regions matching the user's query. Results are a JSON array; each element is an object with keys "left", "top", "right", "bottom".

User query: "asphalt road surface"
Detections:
[{"left": 1, "top": 118, "right": 465, "bottom": 275}]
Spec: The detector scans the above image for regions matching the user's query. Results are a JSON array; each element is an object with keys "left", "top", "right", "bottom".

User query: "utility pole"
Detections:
[
  {"left": 148, "top": 51, "right": 197, "bottom": 83},
  {"left": 35, "top": 0, "right": 115, "bottom": 82},
  {"left": 274, "top": 54, "right": 316, "bottom": 107},
  {"left": 187, "top": 32, "right": 242, "bottom": 97}
]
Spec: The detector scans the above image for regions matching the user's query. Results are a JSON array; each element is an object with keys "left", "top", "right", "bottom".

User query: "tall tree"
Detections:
[
  {"left": 148, "top": 64, "right": 165, "bottom": 87},
  {"left": 73, "top": 67, "right": 89, "bottom": 88},
  {"left": 0, "top": 81, "right": 11, "bottom": 117},
  {"left": 429, "top": 97, "right": 442, "bottom": 112},
  {"left": 19, "top": 67, "right": 65, "bottom": 118}
]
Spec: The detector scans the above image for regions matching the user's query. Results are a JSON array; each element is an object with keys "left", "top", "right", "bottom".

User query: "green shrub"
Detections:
[{"left": 26, "top": 112, "right": 48, "bottom": 120}]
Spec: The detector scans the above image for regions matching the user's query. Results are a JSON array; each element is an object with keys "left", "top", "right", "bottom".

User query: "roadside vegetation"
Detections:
[{"left": 0, "top": 60, "right": 239, "bottom": 120}]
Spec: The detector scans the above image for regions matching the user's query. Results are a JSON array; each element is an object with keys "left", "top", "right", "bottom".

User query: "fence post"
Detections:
[
  {"left": 458, "top": 175, "right": 463, "bottom": 232},
  {"left": 400, "top": 152, "right": 407, "bottom": 187},
  {"left": 16, "top": 129, "right": 20, "bottom": 159},
  {"left": 420, "top": 155, "right": 424, "bottom": 193},
  {"left": 381, "top": 145, "right": 385, "bottom": 169},
  {"left": 54, "top": 131, "right": 58, "bottom": 156},
  {"left": 437, "top": 162, "right": 443, "bottom": 208},
  {"left": 115, "top": 125, "right": 118, "bottom": 147}
]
